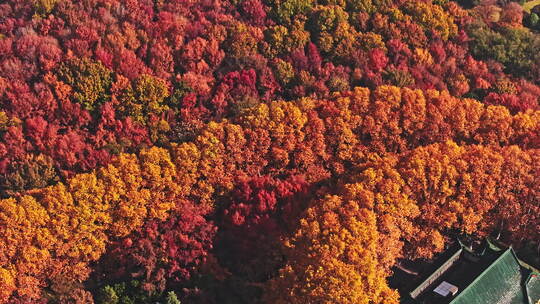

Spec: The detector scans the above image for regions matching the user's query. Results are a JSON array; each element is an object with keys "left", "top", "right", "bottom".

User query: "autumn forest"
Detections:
[{"left": 0, "top": 0, "right": 539, "bottom": 303}]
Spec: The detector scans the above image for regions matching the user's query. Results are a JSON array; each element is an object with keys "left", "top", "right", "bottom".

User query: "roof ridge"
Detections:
[{"left": 409, "top": 246, "right": 463, "bottom": 299}]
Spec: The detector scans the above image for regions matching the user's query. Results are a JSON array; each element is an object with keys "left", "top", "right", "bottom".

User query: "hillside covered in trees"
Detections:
[{"left": 0, "top": 0, "right": 539, "bottom": 303}]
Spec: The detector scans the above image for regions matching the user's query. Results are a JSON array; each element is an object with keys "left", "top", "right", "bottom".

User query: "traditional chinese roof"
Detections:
[
  {"left": 406, "top": 240, "right": 540, "bottom": 304},
  {"left": 450, "top": 248, "right": 535, "bottom": 304}
]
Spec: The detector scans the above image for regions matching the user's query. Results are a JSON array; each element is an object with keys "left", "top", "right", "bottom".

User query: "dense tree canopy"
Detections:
[
  {"left": 0, "top": 84, "right": 539, "bottom": 302},
  {"left": 1, "top": 0, "right": 540, "bottom": 302}
]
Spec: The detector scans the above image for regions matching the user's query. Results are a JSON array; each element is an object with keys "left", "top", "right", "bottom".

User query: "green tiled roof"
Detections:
[
  {"left": 450, "top": 248, "right": 538, "bottom": 304},
  {"left": 527, "top": 274, "right": 540, "bottom": 304}
]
